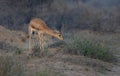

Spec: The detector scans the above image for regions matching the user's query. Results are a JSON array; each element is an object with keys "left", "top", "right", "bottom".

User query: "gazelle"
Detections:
[{"left": 28, "top": 18, "right": 64, "bottom": 53}]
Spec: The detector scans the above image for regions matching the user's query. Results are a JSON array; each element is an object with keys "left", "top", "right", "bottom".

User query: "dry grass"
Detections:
[
  {"left": 34, "top": 69, "right": 64, "bottom": 76},
  {"left": 0, "top": 55, "right": 25, "bottom": 76}
]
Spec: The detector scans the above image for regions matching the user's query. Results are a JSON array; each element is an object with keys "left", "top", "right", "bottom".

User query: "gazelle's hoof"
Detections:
[
  {"left": 26, "top": 52, "right": 34, "bottom": 59},
  {"left": 27, "top": 50, "right": 34, "bottom": 57}
]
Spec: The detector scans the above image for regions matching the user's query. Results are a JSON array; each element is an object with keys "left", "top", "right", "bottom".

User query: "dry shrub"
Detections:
[{"left": 63, "top": 37, "right": 115, "bottom": 62}]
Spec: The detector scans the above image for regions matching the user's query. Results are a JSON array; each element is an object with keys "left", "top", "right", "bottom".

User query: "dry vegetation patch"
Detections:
[
  {"left": 0, "top": 55, "right": 25, "bottom": 76},
  {"left": 63, "top": 37, "right": 115, "bottom": 62}
]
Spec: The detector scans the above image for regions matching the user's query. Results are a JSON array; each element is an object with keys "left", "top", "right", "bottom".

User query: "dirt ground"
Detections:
[{"left": 0, "top": 25, "right": 120, "bottom": 76}]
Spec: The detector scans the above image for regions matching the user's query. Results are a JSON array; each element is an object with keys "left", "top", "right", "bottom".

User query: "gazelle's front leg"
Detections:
[
  {"left": 29, "top": 27, "right": 32, "bottom": 52},
  {"left": 38, "top": 32, "right": 46, "bottom": 51}
]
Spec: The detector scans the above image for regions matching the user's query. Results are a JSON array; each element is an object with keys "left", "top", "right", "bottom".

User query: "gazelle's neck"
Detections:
[{"left": 45, "top": 29, "right": 57, "bottom": 38}]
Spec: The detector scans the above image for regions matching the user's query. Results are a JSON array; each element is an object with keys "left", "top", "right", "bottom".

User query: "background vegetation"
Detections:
[{"left": 0, "top": 0, "right": 120, "bottom": 32}]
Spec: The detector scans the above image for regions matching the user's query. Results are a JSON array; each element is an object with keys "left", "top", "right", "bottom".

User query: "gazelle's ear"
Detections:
[
  {"left": 56, "top": 23, "right": 64, "bottom": 34},
  {"left": 54, "top": 30, "right": 61, "bottom": 34}
]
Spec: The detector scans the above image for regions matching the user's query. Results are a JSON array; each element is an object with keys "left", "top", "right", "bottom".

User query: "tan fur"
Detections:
[{"left": 28, "top": 18, "right": 63, "bottom": 53}]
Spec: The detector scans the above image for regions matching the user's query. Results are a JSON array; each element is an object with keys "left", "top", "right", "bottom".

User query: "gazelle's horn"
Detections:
[{"left": 56, "top": 15, "right": 64, "bottom": 33}]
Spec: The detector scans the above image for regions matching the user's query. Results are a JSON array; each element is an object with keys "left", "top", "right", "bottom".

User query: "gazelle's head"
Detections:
[
  {"left": 54, "top": 21, "right": 64, "bottom": 40},
  {"left": 54, "top": 30, "right": 64, "bottom": 40}
]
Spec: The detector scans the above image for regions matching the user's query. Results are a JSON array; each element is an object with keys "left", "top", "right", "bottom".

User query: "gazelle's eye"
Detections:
[{"left": 58, "top": 34, "right": 61, "bottom": 37}]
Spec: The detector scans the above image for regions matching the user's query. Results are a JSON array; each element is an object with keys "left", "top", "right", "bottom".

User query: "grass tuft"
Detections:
[
  {"left": 63, "top": 37, "right": 115, "bottom": 62},
  {"left": 15, "top": 48, "right": 24, "bottom": 55}
]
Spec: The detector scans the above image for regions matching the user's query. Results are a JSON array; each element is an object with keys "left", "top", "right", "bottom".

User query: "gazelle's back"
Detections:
[{"left": 29, "top": 18, "right": 50, "bottom": 31}]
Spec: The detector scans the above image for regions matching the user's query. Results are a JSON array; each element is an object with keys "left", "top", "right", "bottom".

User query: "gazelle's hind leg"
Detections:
[
  {"left": 29, "top": 27, "right": 32, "bottom": 51},
  {"left": 38, "top": 32, "right": 42, "bottom": 50},
  {"left": 28, "top": 26, "right": 35, "bottom": 54}
]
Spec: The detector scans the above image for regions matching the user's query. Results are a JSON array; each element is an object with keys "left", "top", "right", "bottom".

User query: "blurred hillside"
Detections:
[
  {"left": 0, "top": 0, "right": 120, "bottom": 32},
  {"left": 0, "top": 1, "right": 120, "bottom": 76}
]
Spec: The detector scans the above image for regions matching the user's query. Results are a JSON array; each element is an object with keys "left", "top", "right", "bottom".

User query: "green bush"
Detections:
[
  {"left": 0, "top": 56, "right": 24, "bottom": 76},
  {"left": 63, "top": 37, "right": 115, "bottom": 62},
  {"left": 15, "top": 48, "right": 24, "bottom": 55}
]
